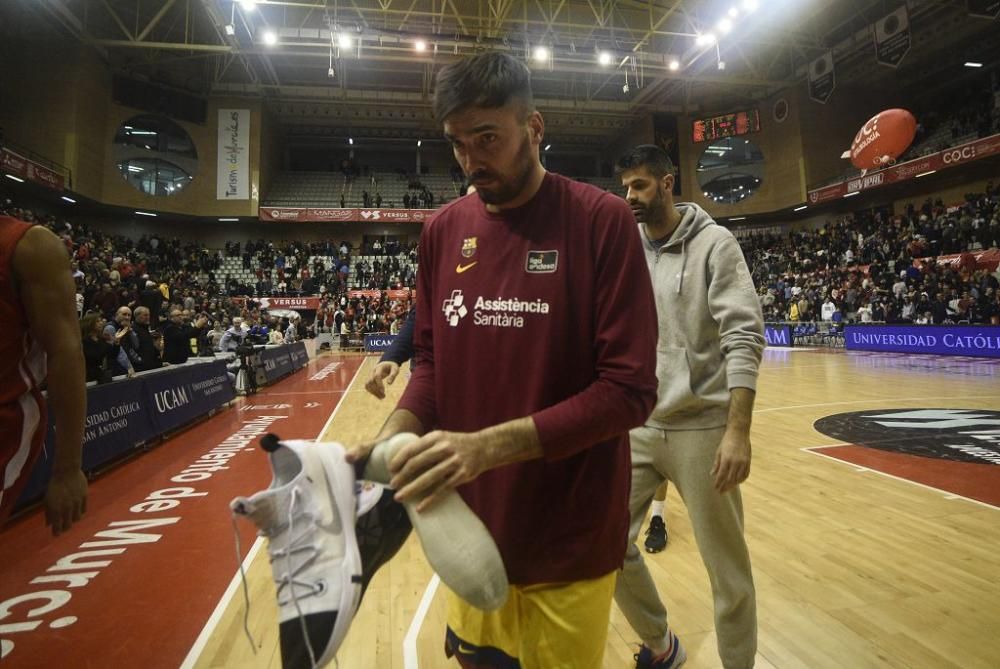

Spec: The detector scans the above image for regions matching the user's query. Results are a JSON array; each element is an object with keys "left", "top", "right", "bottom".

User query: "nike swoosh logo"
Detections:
[
  {"left": 456, "top": 643, "right": 477, "bottom": 655},
  {"left": 456, "top": 262, "right": 478, "bottom": 274}
]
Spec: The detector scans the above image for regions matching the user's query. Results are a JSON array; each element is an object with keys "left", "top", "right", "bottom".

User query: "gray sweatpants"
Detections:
[{"left": 614, "top": 425, "right": 757, "bottom": 669}]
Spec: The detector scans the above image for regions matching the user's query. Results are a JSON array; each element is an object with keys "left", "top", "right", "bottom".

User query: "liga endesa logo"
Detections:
[{"left": 814, "top": 409, "right": 1000, "bottom": 465}]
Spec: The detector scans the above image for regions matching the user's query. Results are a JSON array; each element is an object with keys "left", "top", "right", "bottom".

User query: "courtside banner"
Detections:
[
  {"left": 845, "top": 325, "right": 1000, "bottom": 358},
  {"left": 764, "top": 324, "right": 793, "bottom": 347},
  {"left": 144, "top": 360, "right": 235, "bottom": 434},
  {"left": 257, "top": 342, "right": 307, "bottom": 384},
  {"left": 16, "top": 376, "right": 155, "bottom": 510},
  {"left": 364, "top": 334, "right": 397, "bottom": 352}
]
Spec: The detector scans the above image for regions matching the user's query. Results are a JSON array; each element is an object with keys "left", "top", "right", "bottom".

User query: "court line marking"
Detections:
[
  {"left": 802, "top": 446, "right": 999, "bottom": 511},
  {"left": 754, "top": 394, "right": 1000, "bottom": 414},
  {"left": 179, "top": 356, "right": 367, "bottom": 669},
  {"left": 405, "top": 574, "right": 441, "bottom": 669}
]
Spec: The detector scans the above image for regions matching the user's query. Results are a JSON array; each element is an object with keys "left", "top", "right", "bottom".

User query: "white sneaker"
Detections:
[{"left": 231, "top": 437, "right": 362, "bottom": 669}]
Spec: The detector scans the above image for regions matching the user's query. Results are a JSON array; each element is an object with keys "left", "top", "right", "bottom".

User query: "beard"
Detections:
[
  {"left": 631, "top": 184, "right": 668, "bottom": 226},
  {"left": 469, "top": 133, "right": 537, "bottom": 206}
]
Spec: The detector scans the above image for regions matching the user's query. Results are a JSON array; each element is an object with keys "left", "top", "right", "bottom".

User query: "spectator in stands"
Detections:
[
  {"left": 132, "top": 306, "right": 163, "bottom": 372},
  {"left": 218, "top": 317, "right": 246, "bottom": 353},
  {"left": 208, "top": 321, "right": 226, "bottom": 349},
  {"left": 103, "top": 306, "right": 141, "bottom": 376},
  {"left": 92, "top": 282, "right": 118, "bottom": 318},
  {"left": 81, "top": 312, "right": 122, "bottom": 384},
  {"left": 163, "top": 308, "right": 208, "bottom": 364}
]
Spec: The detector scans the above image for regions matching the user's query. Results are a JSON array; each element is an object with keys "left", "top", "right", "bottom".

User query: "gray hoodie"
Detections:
[{"left": 641, "top": 202, "right": 765, "bottom": 431}]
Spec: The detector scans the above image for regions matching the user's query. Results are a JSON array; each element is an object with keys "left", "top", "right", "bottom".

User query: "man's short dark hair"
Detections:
[
  {"left": 615, "top": 144, "right": 674, "bottom": 179},
  {"left": 433, "top": 52, "right": 534, "bottom": 123}
]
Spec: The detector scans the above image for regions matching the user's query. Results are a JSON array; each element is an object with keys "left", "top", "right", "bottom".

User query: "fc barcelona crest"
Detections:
[{"left": 461, "top": 237, "right": 477, "bottom": 258}]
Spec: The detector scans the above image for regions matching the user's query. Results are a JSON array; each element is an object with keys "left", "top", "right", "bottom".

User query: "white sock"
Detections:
[{"left": 651, "top": 500, "right": 665, "bottom": 519}]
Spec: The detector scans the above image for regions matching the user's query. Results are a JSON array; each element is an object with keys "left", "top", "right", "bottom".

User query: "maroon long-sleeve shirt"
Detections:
[{"left": 398, "top": 172, "right": 658, "bottom": 585}]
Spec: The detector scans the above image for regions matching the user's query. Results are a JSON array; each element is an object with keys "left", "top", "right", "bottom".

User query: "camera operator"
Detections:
[{"left": 218, "top": 317, "right": 248, "bottom": 353}]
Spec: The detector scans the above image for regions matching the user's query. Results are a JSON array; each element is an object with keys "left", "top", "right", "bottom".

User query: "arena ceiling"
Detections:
[{"left": 15, "top": 0, "right": 1000, "bottom": 148}]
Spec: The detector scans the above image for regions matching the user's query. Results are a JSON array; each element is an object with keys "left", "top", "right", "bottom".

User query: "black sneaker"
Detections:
[{"left": 644, "top": 515, "right": 668, "bottom": 553}]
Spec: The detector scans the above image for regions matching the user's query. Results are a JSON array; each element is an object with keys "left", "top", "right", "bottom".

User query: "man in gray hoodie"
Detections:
[{"left": 615, "top": 144, "right": 766, "bottom": 669}]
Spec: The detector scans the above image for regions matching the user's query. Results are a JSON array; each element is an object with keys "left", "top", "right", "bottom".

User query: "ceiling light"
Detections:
[
  {"left": 669, "top": 59, "right": 680, "bottom": 71},
  {"left": 348, "top": 137, "right": 353, "bottom": 145},
  {"left": 718, "top": 60, "right": 726, "bottom": 70},
  {"left": 742, "top": 0, "right": 758, "bottom": 11},
  {"left": 916, "top": 170, "right": 937, "bottom": 178},
  {"left": 262, "top": 30, "right": 277, "bottom": 46},
  {"left": 224, "top": 24, "right": 235, "bottom": 36},
  {"left": 135, "top": 211, "right": 157, "bottom": 217},
  {"left": 338, "top": 33, "right": 352, "bottom": 49},
  {"left": 239, "top": 0, "right": 257, "bottom": 12},
  {"left": 696, "top": 33, "right": 717, "bottom": 47},
  {"left": 964, "top": 61, "right": 983, "bottom": 68},
  {"left": 219, "top": 218, "right": 239, "bottom": 222},
  {"left": 730, "top": 216, "right": 746, "bottom": 221},
  {"left": 61, "top": 196, "right": 77, "bottom": 203},
  {"left": 415, "top": 40, "right": 427, "bottom": 52},
  {"left": 544, "top": 144, "right": 551, "bottom": 151},
  {"left": 533, "top": 46, "right": 549, "bottom": 62},
  {"left": 598, "top": 51, "right": 612, "bottom": 66},
  {"left": 843, "top": 191, "right": 860, "bottom": 198},
  {"left": 729, "top": 7, "right": 740, "bottom": 18},
  {"left": 794, "top": 205, "right": 808, "bottom": 212},
  {"left": 417, "top": 140, "right": 422, "bottom": 147},
  {"left": 717, "top": 18, "right": 733, "bottom": 34},
  {"left": 4, "top": 174, "right": 25, "bottom": 183}
]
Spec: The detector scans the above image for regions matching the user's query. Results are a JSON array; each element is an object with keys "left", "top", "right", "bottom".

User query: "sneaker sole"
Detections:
[{"left": 314, "top": 444, "right": 364, "bottom": 665}]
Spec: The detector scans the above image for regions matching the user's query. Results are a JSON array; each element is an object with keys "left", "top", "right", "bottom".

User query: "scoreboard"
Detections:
[{"left": 692, "top": 109, "right": 761, "bottom": 143}]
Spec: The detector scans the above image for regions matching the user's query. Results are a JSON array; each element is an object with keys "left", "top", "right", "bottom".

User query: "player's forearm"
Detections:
[
  {"left": 46, "top": 345, "right": 87, "bottom": 473},
  {"left": 726, "top": 387, "right": 755, "bottom": 434},
  {"left": 375, "top": 408, "right": 426, "bottom": 440},
  {"left": 478, "top": 417, "right": 543, "bottom": 469}
]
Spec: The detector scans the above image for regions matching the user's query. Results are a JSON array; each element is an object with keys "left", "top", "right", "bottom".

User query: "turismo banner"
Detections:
[
  {"left": 845, "top": 325, "right": 1000, "bottom": 358},
  {"left": 808, "top": 133, "right": 1000, "bottom": 204},
  {"left": 217, "top": 109, "right": 250, "bottom": 200}
]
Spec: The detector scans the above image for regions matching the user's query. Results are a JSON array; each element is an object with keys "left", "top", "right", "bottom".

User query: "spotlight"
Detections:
[
  {"left": 668, "top": 59, "right": 680, "bottom": 71},
  {"left": 262, "top": 30, "right": 277, "bottom": 46},
  {"left": 224, "top": 24, "right": 235, "bottom": 36},
  {"left": 533, "top": 46, "right": 549, "bottom": 62},
  {"left": 742, "top": 0, "right": 758, "bottom": 11},
  {"left": 696, "top": 33, "right": 716, "bottom": 47},
  {"left": 718, "top": 60, "right": 726, "bottom": 70},
  {"left": 417, "top": 140, "right": 422, "bottom": 147},
  {"left": 239, "top": 0, "right": 257, "bottom": 12},
  {"left": 338, "top": 33, "right": 352, "bottom": 49},
  {"left": 328, "top": 67, "right": 335, "bottom": 78},
  {"left": 598, "top": 51, "right": 612, "bottom": 66},
  {"left": 348, "top": 137, "right": 354, "bottom": 145},
  {"left": 415, "top": 40, "right": 427, "bottom": 52},
  {"left": 717, "top": 18, "right": 733, "bottom": 34},
  {"left": 622, "top": 82, "right": 630, "bottom": 94}
]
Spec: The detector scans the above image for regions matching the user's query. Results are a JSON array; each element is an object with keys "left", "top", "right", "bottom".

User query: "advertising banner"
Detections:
[
  {"left": 217, "top": 109, "right": 250, "bottom": 200},
  {"left": 144, "top": 360, "right": 235, "bottom": 434},
  {"left": 874, "top": 6, "right": 911, "bottom": 67},
  {"left": 845, "top": 325, "right": 1000, "bottom": 358},
  {"left": 807, "top": 51, "right": 836, "bottom": 104},
  {"left": 259, "top": 207, "right": 433, "bottom": 223},
  {"left": 808, "top": 133, "right": 1000, "bottom": 204},
  {"left": 257, "top": 342, "right": 308, "bottom": 384},
  {"left": 0, "top": 148, "right": 65, "bottom": 190},
  {"left": 364, "top": 334, "right": 397, "bottom": 352},
  {"left": 764, "top": 324, "right": 793, "bottom": 347}
]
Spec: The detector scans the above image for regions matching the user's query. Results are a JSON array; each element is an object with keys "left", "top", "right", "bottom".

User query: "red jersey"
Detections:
[
  {"left": 0, "top": 216, "right": 48, "bottom": 517},
  {"left": 398, "top": 173, "right": 658, "bottom": 585}
]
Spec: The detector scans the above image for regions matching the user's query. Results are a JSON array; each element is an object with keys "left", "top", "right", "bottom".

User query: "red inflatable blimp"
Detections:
[{"left": 847, "top": 108, "right": 918, "bottom": 170}]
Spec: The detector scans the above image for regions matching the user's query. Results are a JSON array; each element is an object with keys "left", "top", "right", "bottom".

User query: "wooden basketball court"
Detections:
[{"left": 190, "top": 347, "right": 1000, "bottom": 669}]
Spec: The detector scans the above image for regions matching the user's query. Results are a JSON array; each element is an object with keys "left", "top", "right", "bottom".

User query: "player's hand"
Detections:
[
  {"left": 711, "top": 429, "right": 751, "bottom": 493},
  {"left": 389, "top": 430, "right": 490, "bottom": 512},
  {"left": 44, "top": 468, "right": 88, "bottom": 536},
  {"left": 364, "top": 361, "right": 400, "bottom": 399}
]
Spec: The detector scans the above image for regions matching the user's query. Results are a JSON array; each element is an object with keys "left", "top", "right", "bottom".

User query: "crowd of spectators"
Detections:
[
  {"left": 0, "top": 197, "right": 415, "bottom": 383},
  {"left": 744, "top": 185, "right": 1000, "bottom": 326}
]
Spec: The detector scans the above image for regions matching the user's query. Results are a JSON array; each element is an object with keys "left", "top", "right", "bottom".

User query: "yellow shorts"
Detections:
[{"left": 444, "top": 571, "right": 617, "bottom": 669}]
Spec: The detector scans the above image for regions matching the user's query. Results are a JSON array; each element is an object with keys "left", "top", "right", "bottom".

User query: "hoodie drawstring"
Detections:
[{"left": 677, "top": 239, "right": 687, "bottom": 295}]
